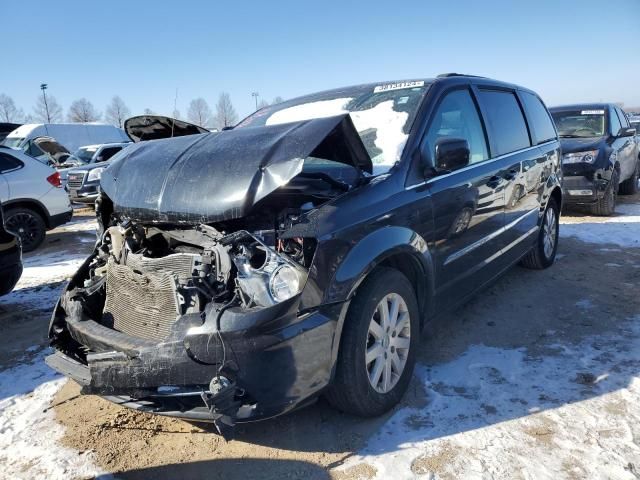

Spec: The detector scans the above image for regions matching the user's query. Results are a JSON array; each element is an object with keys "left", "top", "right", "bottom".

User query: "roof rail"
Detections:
[{"left": 436, "top": 73, "right": 485, "bottom": 79}]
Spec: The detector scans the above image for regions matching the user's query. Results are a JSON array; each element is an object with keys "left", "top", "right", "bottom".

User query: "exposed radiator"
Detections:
[{"left": 103, "top": 253, "right": 200, "bottom": 341}]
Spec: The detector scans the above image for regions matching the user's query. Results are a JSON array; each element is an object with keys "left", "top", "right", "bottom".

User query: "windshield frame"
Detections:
[
  {"left": 235, "top": 80, "right": 431, "bottom": 175},
  {"left": 550, "top": 108, "right": 608, "bottom": 138}
]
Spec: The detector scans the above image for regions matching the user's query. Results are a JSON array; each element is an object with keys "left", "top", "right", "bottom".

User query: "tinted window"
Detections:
[
  {"left": 478, "top": 90, "right": 531, "bottom": 156},
  {"left": 520, "top": 92, "right": 556, "bottom": 144},
  {"left": 423, "top": 89, "right": 488, "bottom": 165},
  {"left": 99, "top": 147, "right": 122, "bottom": 162},
  {"left": 0, "top": 153, "right": 23, "bottom": 173},
  {"left": 609, "top": 107, "right": 622, "bottom": 135}
]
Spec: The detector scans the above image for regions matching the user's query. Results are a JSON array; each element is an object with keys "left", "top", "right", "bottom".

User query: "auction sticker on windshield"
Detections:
[
  {"left": 581, "top": 110, "right": 605, "bottom": 115},
  {"left": 374, "top": 81, "right": 424, "bottom": 93}
]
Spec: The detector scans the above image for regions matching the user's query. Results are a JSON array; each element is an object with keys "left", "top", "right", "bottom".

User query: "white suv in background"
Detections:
[{"left": 0, "top": 146, "right": 73, "bottom": 251}]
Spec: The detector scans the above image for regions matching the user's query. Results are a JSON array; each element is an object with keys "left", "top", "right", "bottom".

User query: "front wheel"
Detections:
[
  {"left": 325, "top": 268, "right": 419, "bottom": 417},
  {"left": 520, "top": 197, "right": 559, "bottom": 270},
  {"left": 590, "top": 170, "right": 619, "bottom": 216}
]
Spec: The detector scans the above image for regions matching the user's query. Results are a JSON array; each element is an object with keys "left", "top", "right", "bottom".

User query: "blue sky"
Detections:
[{"left": 4, "top": 0, "right": 640, "bottom": 121}]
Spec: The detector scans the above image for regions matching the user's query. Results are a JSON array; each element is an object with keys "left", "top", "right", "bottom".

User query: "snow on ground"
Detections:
[
  {"left": 560, "top": 203, "right": 640, "bottom": 248},
  {"left": 0, "top": 218, "right": 96, "bottom": 311},
  {"left": 0, "top": 349, "right": 108, "bottom": 480},
  {"left": 337, "top": 204, "right": 640, "bottom": 479},
  {"left": 0, "top": 216, "right": 105, "bottom": 479},
  {"left": 339, "top": 319, "right": 640, "bottom": 479}
]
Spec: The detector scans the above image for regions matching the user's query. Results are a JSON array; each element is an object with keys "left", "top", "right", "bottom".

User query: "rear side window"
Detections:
[
  {"left": 0, "top": 153, "right": 24, "bottom": 173},
  {"left": 477, "top": 90, "right": 531, "bottom": 157},
  {"left": 422, "top": 89, "right": 489, "bottom": 165},
  {"left": 520, "top": 92, "right": 557, "bottom": 144},
  {"left": 609, "top": 107, "right": 622, "bottom": 135}
]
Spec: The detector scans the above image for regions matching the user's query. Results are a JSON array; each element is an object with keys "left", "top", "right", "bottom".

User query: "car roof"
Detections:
[{"left": 549, "top": 103, "right": 611, "bottom": 111}]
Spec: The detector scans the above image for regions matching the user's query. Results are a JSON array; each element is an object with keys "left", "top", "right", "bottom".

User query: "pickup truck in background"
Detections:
[{"left": 550, "top": 103, "right": 639, "bottom": 215}]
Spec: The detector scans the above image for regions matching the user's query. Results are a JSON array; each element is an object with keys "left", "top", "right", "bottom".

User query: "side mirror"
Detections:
[
  {"left": 434, "top": 138, "right": 470, "bottom": 172},
  {"left": 617, "top": 127, "right": 636, "bottom": 137}
]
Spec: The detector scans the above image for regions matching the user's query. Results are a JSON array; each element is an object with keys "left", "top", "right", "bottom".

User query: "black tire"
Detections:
[
  {"left": 520, "top": 197, "right": 559, "bottom": 270},
  {"left": 4, "top": 207, "right": 47, "bottom": 252},
  {"left": 324, "top": 267, "right": 420, "bottom": 417},
  {"left": 590, "top": 170, "right": 619, "bottom": 216},
  {"left": 619, "top": 161, "right": 639, "bottom": 195}
]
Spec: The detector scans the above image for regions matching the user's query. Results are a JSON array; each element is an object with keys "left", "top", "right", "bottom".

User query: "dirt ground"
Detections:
[{"left": 2, "top": 195, "right": 640, "bottom": 479}]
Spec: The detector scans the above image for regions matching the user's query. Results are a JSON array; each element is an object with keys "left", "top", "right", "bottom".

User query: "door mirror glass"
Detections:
[{"left": 434, "top": 137, "right": 470, "bottom": 171}]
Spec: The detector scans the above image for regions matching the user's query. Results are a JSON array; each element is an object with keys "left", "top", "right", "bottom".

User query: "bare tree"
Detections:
[
  {"left": 172, "top": 109, "right": 182, "bottom": 120},
  {"left": 0, "top": 94, "right": 24, "bottom": 122},
  {"left": 187, "top": 98, "right": 212, "bottom": 127},
  {"left": 105, "top": 96, "right": 131, "bottom": 127},
  {"left": 272, "top": 96, "right": 284, "bottom": 105},
  {"left": 33, "top": 95, "right": 63, "bottom": 123},
  {"left": 143, "top": 108, "right": 155, "bottom": 115},
  {"left": 257, "top": 99, "right": 270, "bottom": 109},
  {"left": 213, "top": 93, "right": 238, "bottom": 130},
  {"left": 67, "top": 98, "right": 101, "bottom": 122}
]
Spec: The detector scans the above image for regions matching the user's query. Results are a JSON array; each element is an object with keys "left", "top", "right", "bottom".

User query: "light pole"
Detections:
[
  {"left": 40, "top": 83, "right": 51, "bottom": 123},
  {"left": 251, "top": 92, "right": 259, "bottom": 111}
]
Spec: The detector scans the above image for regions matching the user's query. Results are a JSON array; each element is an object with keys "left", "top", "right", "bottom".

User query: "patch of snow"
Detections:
[
  {"left": 0, "top": 350, "right": 107, "bottom": 479},
  {"left": 561, "top": 203, "right": 640, "bottom": 248},
  {"left": 265, "top": 98, "right": 352, "bottom": 126},
  {"left": 265, "top": 97, "right": 409, "bottom": 174},
  {"left": 339, "top": 318, "right": 640, "bottom": 479}
]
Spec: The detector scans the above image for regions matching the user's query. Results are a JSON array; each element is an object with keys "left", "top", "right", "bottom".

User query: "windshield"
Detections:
[
  {"left": 2, "top": 137, "right": 24, "bottom": 149},
  {"left": 551, "top": 109, "right": 606, "bottom": 138},
  {"left": 72, "top": 147, "right": 97, "bottom": 163},
  {"left": 236, "top": 81, "right": 430, "bottom": 174}
]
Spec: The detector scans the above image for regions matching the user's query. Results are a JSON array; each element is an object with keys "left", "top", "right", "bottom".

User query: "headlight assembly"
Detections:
[
  {"left": 87, "top": 167, "right": 106, "bottom": 182},
  {"left": 562, "top": 150, "right": 598, "bottom": 164},
  {"left": 230, "top": 232, "right": 308, "bottom": 307}
]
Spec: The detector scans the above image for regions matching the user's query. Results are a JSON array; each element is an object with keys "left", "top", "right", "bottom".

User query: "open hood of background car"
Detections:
[
  {"left": 101, "top": 114, "right": 372, "bottom": 224},
  {"left": 124, "top": 115, "right": 210, "bottom": 142},
  {"left": 32, "top": 136, "right": 70, "bottom": 155}
]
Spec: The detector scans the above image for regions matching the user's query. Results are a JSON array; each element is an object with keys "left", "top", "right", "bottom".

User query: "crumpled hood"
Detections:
[
  {"left": 101, "top": 114, "right": 372, "bottom": 224},
  {"left": 559, "top": 136, "right": 606, "bottom": 154}
]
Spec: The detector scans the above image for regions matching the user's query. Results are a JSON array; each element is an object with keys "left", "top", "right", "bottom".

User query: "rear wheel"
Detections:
[
  {"left": 520, "top": 197, "right": 559, "bottom": 270},
  {"left": 619, "top": 161, "right": 639, "bottom": 195},
  {"left": 4, "top": 207, "right": 47, "bottom": 252},
  {"left": 590, "top": 170, "right": 619, "bottom": 216},
  {"left": 325, "top": 268, "right": 419, "bottom": 417}
]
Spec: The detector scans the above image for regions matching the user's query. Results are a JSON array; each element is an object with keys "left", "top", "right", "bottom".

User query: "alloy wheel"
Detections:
[
  {"left": 5, "top": 212, "right": 41, "bottom": 251},
  {"left": 366, "top": 293, "right": 411, "bottom": 393},
  {"left": 542, "top": 206, "right": 557, "bottom": 259}
]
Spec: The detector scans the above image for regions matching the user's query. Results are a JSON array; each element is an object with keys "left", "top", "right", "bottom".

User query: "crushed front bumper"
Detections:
[{"left": 47, "top": 283, "right": 345, "bottom": 436}]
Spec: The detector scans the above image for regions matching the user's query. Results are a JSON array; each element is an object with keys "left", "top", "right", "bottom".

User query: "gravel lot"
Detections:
[{"left": 1, "top": 196, "right": 639, "bottom": 480}]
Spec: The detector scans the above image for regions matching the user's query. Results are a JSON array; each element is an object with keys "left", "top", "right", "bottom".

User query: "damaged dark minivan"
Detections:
[{"left": 47, "top": 75, "right": 563, "bottom": 436}]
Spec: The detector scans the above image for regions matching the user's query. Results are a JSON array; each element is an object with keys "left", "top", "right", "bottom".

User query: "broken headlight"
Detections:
[{"left": 231, "top": 233, "right": 307, "bottom": 307}]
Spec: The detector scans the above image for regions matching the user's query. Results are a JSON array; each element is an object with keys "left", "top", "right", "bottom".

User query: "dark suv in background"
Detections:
[
  {"left": 550, "top": 104, "right": 639, "bottom": 215},
  {"left": 47, "top": 74, "right": 562, "bottom": 437}
]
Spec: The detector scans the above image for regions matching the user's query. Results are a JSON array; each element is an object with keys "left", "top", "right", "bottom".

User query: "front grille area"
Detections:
[
  {"left": 67, "top": 172, "right": 86, "bottom": 189},
  {"left": 104, "top": 259, "right": 180, "bottom": 341}
]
